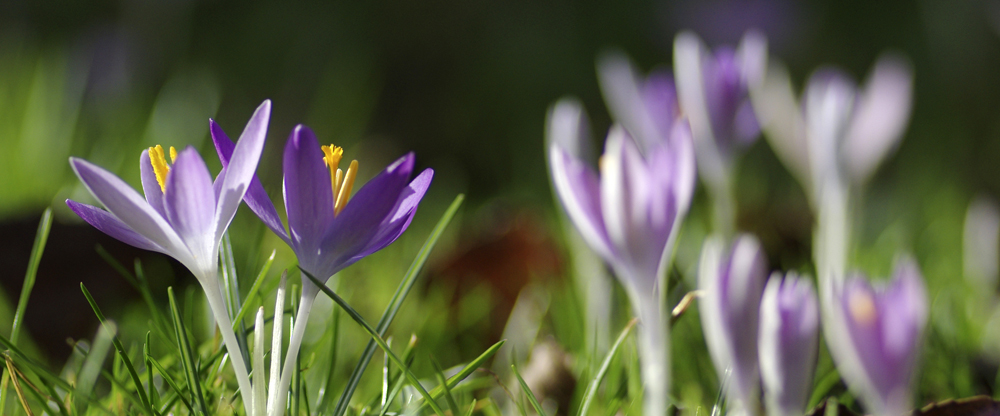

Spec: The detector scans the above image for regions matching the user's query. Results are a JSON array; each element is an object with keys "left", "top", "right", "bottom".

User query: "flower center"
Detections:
[
  {"left": 149, "top": 145, "right": 177, "bottom": 192},
  {"left": 321, "top": 144, "right": 359, "bottom": 216},
  {"left": 848, "top": 290, "right": 877, "bottom": 326}
]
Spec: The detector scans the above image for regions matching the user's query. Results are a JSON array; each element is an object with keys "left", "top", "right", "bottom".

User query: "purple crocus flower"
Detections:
[
  {"left": 66, "top": 100, "right": 271, "bottom": 414},
  {"left": 674, "top": 30, "right": 767, "bottom": 187},
  {"left": 213, "top": 122, "right": 433, "bottom": 413},
  {"left": 758, "top": 273, "right": 820, "bottom": 416},
  {"left": 753, "top": 54, "right": 913, "bottom": 195},
  {"left": 549, "top": 74, "right": 695, "bottom": 415},
  {"left": 826, "top": 259, "right": 927, "bottom": 416},
  {"left": 698, "top": 234, "right": 769, "bottom": 415}
]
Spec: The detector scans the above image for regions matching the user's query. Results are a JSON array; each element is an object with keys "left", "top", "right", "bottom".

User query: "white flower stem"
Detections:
[
  {"left": 253, "top": 307, "right": 267, "bottom": 416},
  {"left": 269, "top": 287, "right": 316, "bottom": 416},
  {"left": 266, "top": 274, "right": 288, "bottom": 413},
  {"left": 636, "top": 299, "right": 670, "bottom": 416},
  {"left": 201, "top": 275, "right": 254, "bottom": 416}
]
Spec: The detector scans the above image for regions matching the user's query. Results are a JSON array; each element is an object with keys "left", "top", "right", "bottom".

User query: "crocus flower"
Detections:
[
  {"left": 549, "top": 60, "right": 695, "bottom": 413},
  {"left": 213, "top": 122, "right": 433, "bottom": 414},
  {"left": 66, "top": 100, "right": 271, "bottom": 415},
  {"left": 674, "top": 30, "right": 767, "bottom": 187},
  {"left": 825, "top": 259, "right": 927, "bottom": 416},
  {"left": 758, "top": 273, "right": 820, "bottom": 416},
  {"left": 752, "top": 54, "right": 913, "bottom": 197},
  {"left": 698, "top": 234, "right": 768, "bottom": 415}
]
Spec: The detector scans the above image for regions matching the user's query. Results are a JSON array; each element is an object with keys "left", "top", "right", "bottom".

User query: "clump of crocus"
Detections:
[
  {"left": 699, "top": 234, "right": 768, "bottom": 415},
  {"left": 213, "top": 122, "right": 433, "bottom": 414},
  {"left": 66, "top": 100, "right": 271, "bottom": 415},
  {"left": 549, "top": 52, "right": 695, "bottom": 416},
  {"left": 825, "top": 259, "right": 927, "bottom": 416},
  {"left": 758, "top": 273, "right": 820, "bottom": 416},
  {"left": 753, "top": 53, "right": 913, "bottom": 196}
]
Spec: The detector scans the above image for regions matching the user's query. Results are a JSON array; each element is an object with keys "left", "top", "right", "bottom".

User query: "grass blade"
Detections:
[
  {"left": 377, "top": 335, "right": 418, "bottom": 416},
  {"left": 303, "top": 270, "right": 447, "bottom": 416},
  {"left": 147, "top": 355, "right": 194, "bottom": 415},
  {"left": 332, "top": 194, "right": 464, "bottom": 416},
  {"left": 80, "top": 283, "right": 153, "bottom": 414},
  {"left": 432, "top": 358, "right": 461, "bottom": 416},
  {"left": 577, "top": 318, "right": 637, "bottom": 416},
  {"left": 0, "top": 209, "right": 52, "bottom": 412},
  {"left": 168, "top": 287, "right": 210, "bottom": 415},
  {"left": 315, "top": 306, "right": 341, "bottom": 413},
  {"left": 233, "top": 250, "right": 276, "bottom": 327},
  {"left": 512, "top": 363, "right": 548, "bottom": 416}
]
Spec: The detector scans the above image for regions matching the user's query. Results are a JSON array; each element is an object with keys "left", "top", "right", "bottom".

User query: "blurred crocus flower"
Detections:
[
  {"left": 758, "top": 273, "right": 819, "bottom": 416},
  {"left": 698, "top": 234, "right": 768, "bottom": 415},
  {"left": 826, "top": 259, "right": 927, "bottom": 416},
  {"left": 66, "top": 100, "right": 271, "bottom": 415},
  {"left": 752, "top": 54, "right": 913, "bottom": 197},
  {"left": 674, "top": 30, "right": 767, "bottom": 188},
  {"left": 213, "top": 122, "right": 433, "bottom": 414},
  {"left": 549, "top": 61, "right": 695, "bottom": 413}
]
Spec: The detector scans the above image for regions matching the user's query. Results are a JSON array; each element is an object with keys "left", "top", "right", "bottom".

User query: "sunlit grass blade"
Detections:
[
  {"left": 233, "top": 250, "right": 276, "bottom": 327},
  {"left": 168, "top": 287, "right": 210, "bottom": 415},
  {"left": 0, "top": 208, "right": 51, "bottom": 412},
  {"left": 512, "top": 363, "right": 548, "bottom": 416},
  {"left": 303, "top": 270, "right": 447, "bottom": 416},
  {"left": 465, "top": 398, "right": 478, "bottom": 416},
  {"left": 432, "top": 358, "right": 461, "bottom": 416},
  {"left": 333, "top": 194, "right": 464, "bottom": 416},
  {"left": 418, "top": 339, "right": 504, "bottom": 408},
  {"left": 577, "top": 318, "right": 637, "bottom": 416},
  {"left": 377, "top": 335, "right": 418, "bottom": 416},
  {"left": 80, "top": 283, "right": 153, "bottom": 414}
]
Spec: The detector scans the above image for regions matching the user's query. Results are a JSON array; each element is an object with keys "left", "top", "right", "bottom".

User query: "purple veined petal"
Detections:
[
  {"left": 842, "top": 54, "right": 913, "bottom": 184},
  {"left": 215, "top": 99, "right": 271, "bottom": 246},
  {"left": 211, "top": 117, "right": 289, "bottom": 244},
  {"left": 139, "top": 149, "right": 166, "bottom": 217},
  {"left": 344, "top": 168, "right": 435, "bottom": 268},
  {"left": 283, "top": 124, "right": 336, "bottom": 259},
  {"left": 597, "top": 52, "right": 666, "bottom": 153},
  {"left": 213, "top": 165, "right": 228, "bottom": 201},
  {"left": 66, "top": 199, "right": 166, "bottom": 253},
  {"left": 599, "top": 127, "right": 637, "bottom": 277},
  {"left": 549, "top": 144, "right": 614, "bottom": 262},
  {"left": 759, "top": 273, "right": 820, "bottom": 416},
  {"left": 69, "top": 157, "right": 193, "bottom": 265},
  {"left": 545, "top": 98, "right": 594, "bottom": 163},
  {"left": 751, "top": 60, "right": 810, "bottom": 186},
  {"left": 314, "top": 153, "right": 417, "bottom": 279},
  {"left": 163, "top": 147, "right": 217, "bottom": 269}
]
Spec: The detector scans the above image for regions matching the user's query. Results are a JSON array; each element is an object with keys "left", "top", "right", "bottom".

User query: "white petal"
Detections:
[
  {"left": 215, "top": 100, "right": 271, "bottom": 246},
  {"left": 750, "top": 61, "right": 810, "bottom": 188},
  {"left": 842, "top": 54, "right": 913, "bottom": 183}
]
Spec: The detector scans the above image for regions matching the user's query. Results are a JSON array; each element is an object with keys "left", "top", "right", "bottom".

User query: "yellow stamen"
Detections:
[
  {"left": 334, "top": 168, "right": 344, "bottom": 197},
  {"left": 335, "top": 160, "right": 358, "bottom": 215},
  {"left": 321, "top": 145, "right": 344, "bottom": 200},
  {"left": 169, "top": 146, "right": 178, "bottom": 163},
  {"left": 848, "top": 290, "right": 877, "bottom": 326},
  {"left": 149, "top": 145, "right": 171, "bottom": 192}
]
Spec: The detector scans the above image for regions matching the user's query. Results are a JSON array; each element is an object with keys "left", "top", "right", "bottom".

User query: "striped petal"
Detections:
[
  {"left": 66, "top": 200, "right": 166, "bottom": 253},
  {"left": 214, "top": 100, "right": 271, "bottom": 246}
]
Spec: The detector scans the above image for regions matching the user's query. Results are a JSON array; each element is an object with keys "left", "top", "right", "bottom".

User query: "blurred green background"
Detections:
[{"left": 4, "top": 0, "right": 1000, "bottom": 410}]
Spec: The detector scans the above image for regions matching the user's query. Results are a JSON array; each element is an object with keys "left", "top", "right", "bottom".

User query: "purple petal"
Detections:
[
  {"left": 283, "top": 124, "right": 336, "bottom": 263},
  {"left": 349, "top": 168, "right": 434, "bottom": 265},
  {"left": 164, "top": 147, "right": 217, "bottom": 260},
  {"left": 313, "top": 153, "right": 417, "bottom": 278},
  {"left": 842, "top": 54, "right": 913, "bottom": 183},
  {"left": 66, "top": 200, "right": 165, "bottom": 253},
  {"left": 668, "top": 120, "right": 697, "bottom": 216},
  {"left": 211, "top": 116, "right": 288, "bottom": 243},
  {"left": 549, "top": 144, "right": 613, "bottom": 261},
  {"left": 759, "top": 273, "right": 819, "bottom": 416},
  {"left": 215, "top": 100, "right": 272, "bottom": 244},
  {"left": 139, "top": 149, "right": 166, "bottom": 217},
  {"left": 70, "top": 157, "right": 191, "bottom": 264},
  {"left": 598, "top": 52, "right": 668, "bottom": 153}
]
